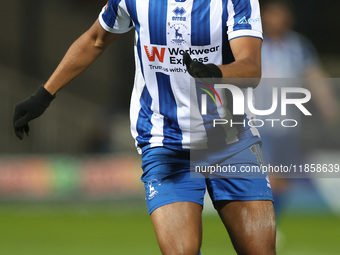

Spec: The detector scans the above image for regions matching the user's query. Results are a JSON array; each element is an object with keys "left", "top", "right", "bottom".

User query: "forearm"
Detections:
[
  {"left": 217, "top": 58, "right": 262, "bottom": 88},
  {"left": 218, "top": 58, "right": 261, "bottom": 78},
  {"left": 217, "top": 37, "right": 262, "bottom": 88},
  {"left": 44, "top": 31, "right": 105, "bottom": 95},
  {"left": 13, "top": 20, "right": 119, "bottom": 140},
  {"left": 43, "top": 18, "right": 121, "bottom": 95}
]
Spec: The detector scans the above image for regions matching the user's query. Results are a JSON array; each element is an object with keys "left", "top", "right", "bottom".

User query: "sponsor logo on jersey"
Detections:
[
  {"left": 144, "top": 46, "right": 166, "bottom": 62},
  {"left": 238, "top": 16, "right": 248, "bottom": 24},
  {"left": 143, "top": 45, "right": 219, "bottom": 73},
  {"left": 238, "top": 16, "right": 261, "bottom": 25},
  {"left": 172, "top": 7, "right": 186, "bottom": 21},
  {"left": 175, "top": 0, "right": 186, "bottom": 2},
  {"left": 169, "top": 23, "right": 188, "bottom": 45}
]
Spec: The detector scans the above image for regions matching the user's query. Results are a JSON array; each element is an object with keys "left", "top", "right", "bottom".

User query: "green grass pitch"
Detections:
[{"left": 0, "top": 203, "right": 339, "bottom": 255}]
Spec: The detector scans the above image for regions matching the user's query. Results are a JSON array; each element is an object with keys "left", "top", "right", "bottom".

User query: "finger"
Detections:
[
  {"left": 191, "top": 61, "right": 209, "bottom": 78},
  {"left": 14, "top": 118, "right": 29, "bottom": 140},
  {"left": 13, "top": 114, "right": 29, "bottom": 130},
  {"left": 13, "top": 108, "right": 24, "bottom": 126},
  {"left": 15, "top": 127, "right": 24, "bottom": 140},
  {"left": 24, "top": 125, "right": 29, "bottom": 136}
]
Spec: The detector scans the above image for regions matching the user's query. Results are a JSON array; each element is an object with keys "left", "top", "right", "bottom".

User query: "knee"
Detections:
[
  {"left": 161, "top": 238, "right": 201, "bottom": 255},
  {"left": 234, "top": 232, "right": 276, "bottom": 255}
]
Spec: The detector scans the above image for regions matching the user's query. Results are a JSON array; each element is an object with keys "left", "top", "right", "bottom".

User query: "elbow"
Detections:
[
  {"left": 94, "top": 40, "right": 106, "bottom": 50},
  {"left": 252, "top": 72, "right": 261, "bottom": 88},
  {"left": 84, "top": 30, "right": 106, "bottom": 51},
  {"left": 93, "top": 34, "right": 106, "bottom": 50},
  {"left": 249, "top": 62, "right": 262, "bottom": 88},
  {"left": 252, "top": 79, "right": 261, "bottom": 89},
  {"left": 234, "top": 57, "right": 262, "bottom": 87}
]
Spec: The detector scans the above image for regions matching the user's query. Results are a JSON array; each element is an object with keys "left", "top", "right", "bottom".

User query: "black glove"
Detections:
[
  {"left": 13, "top": 85, "right": 55, "bottom": 140},
  {"left": 183, "top": 52, "right": 222, "bottom": 84}
]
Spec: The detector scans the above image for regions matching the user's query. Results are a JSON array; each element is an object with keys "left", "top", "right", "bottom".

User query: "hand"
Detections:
[
  {"left": 183, "top": 52, "right": 222, "bottom": 84},
  {"left": 13, "top": 86, "right": 55, "bottom": 140}
]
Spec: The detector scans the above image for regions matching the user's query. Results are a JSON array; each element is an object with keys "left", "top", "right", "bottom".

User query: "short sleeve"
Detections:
[
  {"left": 226, "top": 0, "right": 263, "bottom": 40},
  {"left": 99, "top": 0, "right": 133, "bottom": 34}
]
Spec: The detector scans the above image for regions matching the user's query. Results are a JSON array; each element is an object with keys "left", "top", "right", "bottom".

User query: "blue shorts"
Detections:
[{"left": 141, "top": 145, "right": 273, "bottom": 214}]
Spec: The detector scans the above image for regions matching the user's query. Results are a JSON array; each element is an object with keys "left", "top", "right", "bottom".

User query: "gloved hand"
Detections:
[
  {"left": 13, "top": 85, "right": 55, "bottom": 140},
  {"left": 183, "top": 52, "right": 222, "bottom": 84}
]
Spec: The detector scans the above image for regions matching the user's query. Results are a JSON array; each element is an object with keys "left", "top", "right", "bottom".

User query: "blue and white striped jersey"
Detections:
[{"left": 99, "top": 0, "right": 263, "bottom": 153}]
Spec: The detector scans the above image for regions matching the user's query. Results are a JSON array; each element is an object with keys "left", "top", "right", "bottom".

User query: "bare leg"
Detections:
[
  {"left": 150, "top": 202, "right": 203, "bottom": 255},
  {"left": 215, "top": 200, "right": 276, "bottom": 255}
]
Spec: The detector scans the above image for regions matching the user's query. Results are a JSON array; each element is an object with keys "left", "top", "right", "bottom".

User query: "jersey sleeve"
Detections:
[
  {"left": 99, "top": 0, "right": 133, "bottom": 34},
  {"left": 226, "top": 0, "right": 263, "bottom": 40}
]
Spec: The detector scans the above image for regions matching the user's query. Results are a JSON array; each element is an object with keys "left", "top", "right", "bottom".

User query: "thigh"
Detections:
[
  {"left": 206, "top": 145, "right": 273, "bottom": 203},
  {"left": 141, "top": 147, "right": 206, "bottom": 214},
  {"left": 216, "top": 200, "right": 276, "bottom": 255},
  {"left": 141, "top": 147, "right": 205, "bottom": 254},
  {"left": 151, "top": 202, "right": 203, "bottom": 255},
  {"left": 205, "top": 144, "right": 275, "bottom": 254}
]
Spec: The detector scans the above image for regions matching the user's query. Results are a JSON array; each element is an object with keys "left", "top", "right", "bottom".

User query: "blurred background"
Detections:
[{"left": 0, "top": 0, "right": 339, "bottom": 254}]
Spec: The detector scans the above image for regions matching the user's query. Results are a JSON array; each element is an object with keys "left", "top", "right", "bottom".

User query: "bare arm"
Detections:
[
  {"left": 183, "top": 36, "right": 262, "bottom": 88},
  {"left": 218, "top": 37, "right": 262, "bottom": 87},
  {"left": 13, "top": 19, "right": 121, "bottom": 140},
  {"left": 44, "top": 19, "right": 120, "bottom": 95}
]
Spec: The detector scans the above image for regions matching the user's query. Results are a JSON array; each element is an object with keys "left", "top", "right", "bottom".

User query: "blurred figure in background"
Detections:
[{"left": 255, "top": 0, "right": 339, "bottom": 245}]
